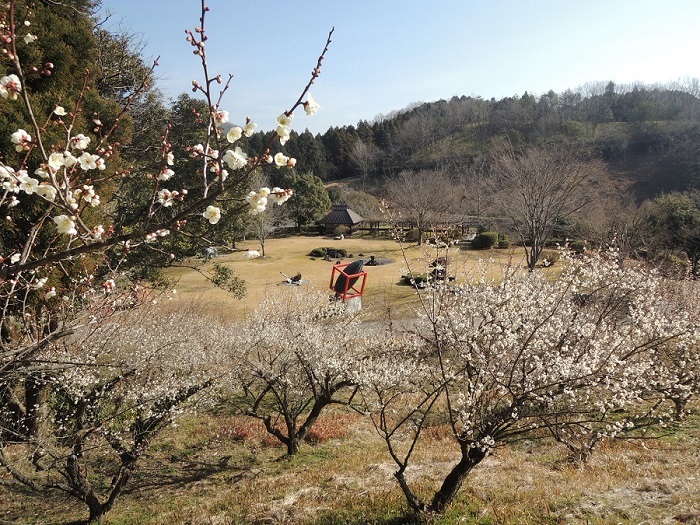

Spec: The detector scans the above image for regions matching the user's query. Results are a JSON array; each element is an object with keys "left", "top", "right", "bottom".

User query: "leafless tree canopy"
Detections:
[
  {"left": 490, "top": 141, "right": 603, "bottom": 269},
  {"left": 385, "top": 170, "right": 457, "bottom": 245}
]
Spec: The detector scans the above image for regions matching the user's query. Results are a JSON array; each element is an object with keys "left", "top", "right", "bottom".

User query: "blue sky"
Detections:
[{"left": 98, "top": 1, "right": 700, "bottom": 135}]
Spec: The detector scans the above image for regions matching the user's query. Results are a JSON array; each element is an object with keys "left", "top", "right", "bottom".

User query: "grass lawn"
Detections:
[{"left": 164, "top": 233, "right": 527, "bottom": 321}]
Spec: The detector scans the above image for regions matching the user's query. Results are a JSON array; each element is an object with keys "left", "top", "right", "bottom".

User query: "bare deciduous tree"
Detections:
[
  {"left": 385, "top": 170, "right": 457, "bottom": 245},
  {"left": 349, "top": 140, "right": 379, "bottom": 189},
  {"left": 490, "top": 141, "right": 602, "bottom": 270}
]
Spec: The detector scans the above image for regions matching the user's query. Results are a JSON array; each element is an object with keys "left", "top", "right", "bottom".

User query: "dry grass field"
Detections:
[
  {"left": 5, "top": 409, "right": 699, "bottom": 524},
  {"left": 163, "top": 233, "right": 527, "bottom": 321}
]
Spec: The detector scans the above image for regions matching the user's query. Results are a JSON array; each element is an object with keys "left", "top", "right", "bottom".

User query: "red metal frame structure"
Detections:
[{"left": 329, "top": 261, "right": 367, "bottom": 301}]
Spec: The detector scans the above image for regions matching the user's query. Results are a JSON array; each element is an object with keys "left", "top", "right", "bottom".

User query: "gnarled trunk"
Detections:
[{"left": 427, "top": 444, "right": 486, "bottom": 514}]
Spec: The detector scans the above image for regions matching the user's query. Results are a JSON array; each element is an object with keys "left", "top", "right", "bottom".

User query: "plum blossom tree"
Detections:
[
  {"left": 357, "top": 251, "right": 699, "bottom": 518},
  {"left": 232, "top": 291, "right": 364, "bottom": 456},
  {"left": 0, "top": 0, "right": 332, "bottom": 521},
  {"left": 0, "top": 0, "right": 328, "bottom": 389},
  {"left": 0, "top": 303, "right": 235, "bottom": 523}
]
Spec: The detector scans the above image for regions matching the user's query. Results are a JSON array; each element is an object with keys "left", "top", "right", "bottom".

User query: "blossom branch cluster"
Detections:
[{"left": 1, "top": 0, "right": 332, "bottom": 283}]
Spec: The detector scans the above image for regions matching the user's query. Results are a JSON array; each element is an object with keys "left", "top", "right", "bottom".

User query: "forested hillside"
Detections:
[{"left": 262, "top": 81, "right": 700, "bottom": 200}]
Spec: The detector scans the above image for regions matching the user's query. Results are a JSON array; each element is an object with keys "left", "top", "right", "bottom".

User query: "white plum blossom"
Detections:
[
  {"left": 53, "top": 106, "right": 67, "bottom": 116},
  {"left": 277, "top": 113, "right": 293, "bottom": 127},
  {"left": 304, "top": 93, "right": 320, "bottom": 116},
  {"left": 202, "top": 205, "right": 221, "bottom": 224},
  {"left": 222, "top": 146, "right": 248, "bottom": 170},
  {"left": 92, "top": 224, "right": 105, "bottom": 240},
  {"left": 18, "top": 174, "right": 40, "bottom": 195},
  {"left": 166, "top": 151, "right": 175, "bottom": 165},
  {"left": 245, "top": 189, "right": 267, "bottom": 214},
  {"left": 45, "top": 287, "right": 57, "bottom": 300},
  {"left": 158, "top": 168, "right": 174, "bottom": 181},
  {"left": 268, "top": 187, "right": 293, "bottom": 205},
  {"left": 243, "top": 120, "right": 257, "bottom": 137},
  {"left": 65, "top": 191, "right": 79, "bottom": 210},
  {"left": 157, "top": 189, "right": 176, "bottom": 207},
  {"left": 10, "top": 253, "right": 21, "bottom": 264},
  {"left": 214, "top": 109, "right": 229, "bottom": 125},
  {"left": 23, "top": 33, "right": 38, "bottom": 44},
  {"left": 145, "top": 229, "right": 169, "bottom": 242},
  {"left": 190, "top": 143, "right": 205, "bottom": 157},
  {"left": 76, "top": 185, "right": 100, "bottom": 207},
  {"left": 10, "top": 129, "right": 31, "bottom": 152},
  {"left": 226, "top": 126, "right": 242, "bottom": 143},
  {"left": 78, "top": 152, "right": 99, "bottom": 171},
  {"left": 277, "top": 125, "right": 290, "bottom": 145},
  {"left": 35, "top": 184, "right": 57, "bottom": 201},
  {"left": 274, "top": 152, "right": 289, "bottom": 167},
  {"left": 1, "top": 166, "right": 21, "bottom": 194},
  {"left": 245, "top": 186, "right": 293, "bottom": 214},
  {"left": 53, "top": 215, "right": 77, "bottom": 235},
  {"left": 48, "top": 152, "right": 66, "bottom": 171},
  {"left": 34, "top": 167, "right": 49, "bottom": 179},
  {"left": 63, "top": 151, "right": 78, "bottom": 168},
  {"left": 0, "top": 74, "right": 21, "bottom": 100},
  {"left": 70, "top": 134, "right": 90, "bottom": 150},
  {"left": 102, "top": 279, "right": 116, "bottom": 293}
]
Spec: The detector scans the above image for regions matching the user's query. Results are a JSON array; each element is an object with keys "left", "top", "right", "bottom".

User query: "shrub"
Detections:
[
  {"left": 333, "top": 225, "right": 350, "bottom": 236},
  {"left": 569, "top": 240, "right": 589, "bottom": 253},
  {"left": 401, "top": 273, "right": 431, "bottom": 286},
  {"left": 404, "top": 228, "right": 420, "bottom": 243},
  {"left": 540, "top": 249, "right": 561, "bottom": 267},
  {"left": 497, "top": 233, "right": 510, "bottom": 248},
  {"left": 308, "top": 247, "right": 348, "bottom": 258},
  {"left": 472, "top": 231, "right": 499, "bottom": 250}
]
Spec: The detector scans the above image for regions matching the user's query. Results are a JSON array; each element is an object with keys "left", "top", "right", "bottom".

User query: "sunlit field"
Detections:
[{"left": 164, "top": 234, "right": 528, "bottom": 321}]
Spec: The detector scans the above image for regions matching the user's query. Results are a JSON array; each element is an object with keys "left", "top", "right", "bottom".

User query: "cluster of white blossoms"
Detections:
[
  {"left": 157, "top": 188, "right": 186, "bottom": 207},
  {"left": 145, "top": 229, "right": 170, "bottom": 242},
  {"left": 53, "top": 215, "right": 77, "bottom": 235},
  {"left": 273, "top": 151, "right": 296, "bottom": 169},
  {"left": 276, "top": 112, "right": 293, "bottom": 146},
  {"left": 0, "top": 74, "right": 21, "bottom": 100},
  {"left": 0, "top": 17, "right": 321, "bottom": 269},
  {"left": 222, "top": 146, "right": 247, "bottom": 170},
  {"left": 225, "top": 118, "right": 257, "bottom": 144},
  {"left": 245, "top": 186, "right": 293, "bottom": 215}
]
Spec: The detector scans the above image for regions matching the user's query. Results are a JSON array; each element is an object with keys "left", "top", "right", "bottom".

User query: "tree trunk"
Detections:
[
  {"left": 287, "top": 437, "right": 300, "bottom": 455},
  {"left": 427, "top": 445, "right": 486, "bottom": 514},
  {"left": 86, "top": 499, "right": 106, "bottom": 524},
  {"left": 24, "top": 375, "right": 46, "bottom": 439},
  {"left": 672, "top": 396, "right": 687, "bottom": 421}
]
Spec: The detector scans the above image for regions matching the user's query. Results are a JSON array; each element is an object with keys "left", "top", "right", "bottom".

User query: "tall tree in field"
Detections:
[
  {"left": 385, "top": 170, "right": 456, "bottom": 245},
  {"left": 490, "top": 141, "right": 601, "bottom": 270}
]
